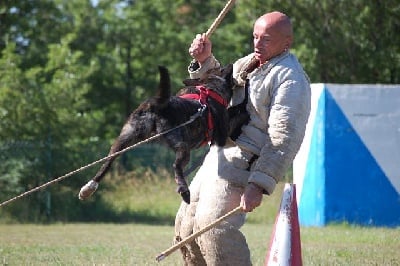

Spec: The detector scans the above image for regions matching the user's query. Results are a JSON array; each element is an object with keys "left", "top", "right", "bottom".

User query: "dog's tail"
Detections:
[{"left": 157, "top": 66, "right": 171, "bottom": 105}]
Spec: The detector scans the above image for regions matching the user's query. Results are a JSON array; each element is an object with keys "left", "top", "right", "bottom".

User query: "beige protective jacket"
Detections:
[{"left": 188, "top": 51, "right": 311, "bottom": 195}]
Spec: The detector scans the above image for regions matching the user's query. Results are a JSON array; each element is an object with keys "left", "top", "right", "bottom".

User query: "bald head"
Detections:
[
  {"left": 257, "top": 11, "right": 293, "bottom": 39},
  {"left": 253, "top": 11, "right": 293, "bottom": 63}
]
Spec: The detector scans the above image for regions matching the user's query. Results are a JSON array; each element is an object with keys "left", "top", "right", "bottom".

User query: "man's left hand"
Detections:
[{"left": 240, "top": 183, "right": 263, "bottom": 212}]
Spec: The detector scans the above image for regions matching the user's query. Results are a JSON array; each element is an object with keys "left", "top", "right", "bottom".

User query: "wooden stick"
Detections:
[
  {"left": 155, "top": 206, "right": 243, "bottom": 262},
  {"left": 205, "top": 0, "right": 236, "bottom": 38}
]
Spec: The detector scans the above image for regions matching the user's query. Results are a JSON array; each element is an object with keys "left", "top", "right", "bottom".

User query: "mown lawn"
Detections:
[
  {"left": 1, "top": 177, "right": 399, "bottom": 265},
  {"left": 1, "top": 222, "right": 399, "bottom": 265}
]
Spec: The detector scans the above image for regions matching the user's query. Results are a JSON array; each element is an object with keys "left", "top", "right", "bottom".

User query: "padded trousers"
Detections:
[{"left": 174, "top": 144, "right": 252, "bottom": 266}]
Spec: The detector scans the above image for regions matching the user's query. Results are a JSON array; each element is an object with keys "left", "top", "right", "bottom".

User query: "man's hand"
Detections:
[
  {"left": 240, "top": 183, "right": 263, "bottom": 212},
  {"left": 188, "top": 33, "right": 212, "bottom": 64}
]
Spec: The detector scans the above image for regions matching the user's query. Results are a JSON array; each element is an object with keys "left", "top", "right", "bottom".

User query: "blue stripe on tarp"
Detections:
[{"left": 324, "top": 89, "right": 400, "bottom": 226}]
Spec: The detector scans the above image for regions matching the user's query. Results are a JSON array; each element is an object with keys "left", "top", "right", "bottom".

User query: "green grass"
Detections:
[
  {"left": 0, "top": 223, "right": 399, "bottom": 265},
  {"left": 96, "top": 169, "right": 283, "bottom": 225},
  {"left": 1, "top": 174, "right": 399, "bottom": 265}
]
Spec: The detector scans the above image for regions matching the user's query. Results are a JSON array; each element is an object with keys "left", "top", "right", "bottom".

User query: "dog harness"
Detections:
[{"left": 180, "top": 85, "right": 228, "bottom": 146}]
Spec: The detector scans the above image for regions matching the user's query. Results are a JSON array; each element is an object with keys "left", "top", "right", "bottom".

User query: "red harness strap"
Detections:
[{"left": 179, "top": 85, "right": 228, "bottom": 145}]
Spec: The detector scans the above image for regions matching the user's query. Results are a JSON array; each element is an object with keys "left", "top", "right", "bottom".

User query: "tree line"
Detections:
[{"left": 0, "top": 0, "right": 399, "bottom": 222}]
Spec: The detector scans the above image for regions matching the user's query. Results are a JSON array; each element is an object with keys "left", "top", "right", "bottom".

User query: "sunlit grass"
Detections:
[
  {"left": 1, "top": 172, "right": 399, "bottom": 265},
  {"left": 1, "top": 223, "right": 399, "bottom": 265},
  {"left": 100, "top": 168, "right": 182, "bottom": 223},
  {"left": 97, "top": 168, "right": 284, "bottom": 225}
]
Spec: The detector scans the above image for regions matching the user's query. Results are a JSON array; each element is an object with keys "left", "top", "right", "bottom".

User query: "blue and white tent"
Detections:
[{"left": 294, "top": 84, "right": 400, "bottom": 227}]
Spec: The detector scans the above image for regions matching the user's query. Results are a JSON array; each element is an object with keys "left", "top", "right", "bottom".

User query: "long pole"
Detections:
[
  {"left": 156, "top": 206, "right": 243, "bottom": 262},
  {"left": 0, "top": 114, "right": 201, "bottom": 208},
  {"left": 205, "top": 0, "right": 236, "bottom": 38}
]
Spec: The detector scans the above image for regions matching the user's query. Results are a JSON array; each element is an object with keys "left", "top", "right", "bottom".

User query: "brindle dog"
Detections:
[{"left": 78, "top": 64, "right": 249, "bottom": 204}]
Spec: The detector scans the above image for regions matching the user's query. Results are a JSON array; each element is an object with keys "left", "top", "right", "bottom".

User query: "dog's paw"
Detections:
[
  {"left": 176, "top": 185, "right": 191, "bottom": 204},
  {"left": 78, "top": 180, "right": 99, "bottom": 200},
  {"left": 180, "top": 191, "right": 191, "bottom": 205}
]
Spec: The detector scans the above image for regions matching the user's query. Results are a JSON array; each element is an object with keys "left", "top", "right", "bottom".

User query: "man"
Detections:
[{"left": 175, "top": 11, "right": 311, "bottom": 265}]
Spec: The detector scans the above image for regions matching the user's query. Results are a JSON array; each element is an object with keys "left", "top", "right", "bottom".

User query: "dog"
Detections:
[{"left": 78, "top": 63, "right": 248, "bottom": 204}]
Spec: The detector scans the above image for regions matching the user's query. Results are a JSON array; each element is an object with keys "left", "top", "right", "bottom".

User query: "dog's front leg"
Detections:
[{"left": 173, "top": 146, "right": 191, "bottom": 204}]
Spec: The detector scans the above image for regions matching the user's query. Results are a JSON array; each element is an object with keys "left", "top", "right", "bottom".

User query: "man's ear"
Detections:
[{"left": 285, "top": 35, "right": 293, "bottom": 50}]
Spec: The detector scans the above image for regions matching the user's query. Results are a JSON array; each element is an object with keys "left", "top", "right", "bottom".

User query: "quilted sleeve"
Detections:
[{"left": 248, "top": 67, "right": 311, "bottom": 195}]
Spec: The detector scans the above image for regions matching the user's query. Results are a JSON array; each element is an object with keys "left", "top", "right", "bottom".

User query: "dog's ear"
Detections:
[
  {"left": 157, "top": 65, "right": 171, "bottom": 105},
  {"left": 221, "top": 63, "right": 234, "bottom": 77},
  {"left": 182, "top": 78, "right": 201, "bottom": 86}
]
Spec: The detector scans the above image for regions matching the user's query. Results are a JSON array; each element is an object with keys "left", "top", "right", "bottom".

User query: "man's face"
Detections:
[{"left": 253, "top": 19, "right": 288, "bottom": 64}]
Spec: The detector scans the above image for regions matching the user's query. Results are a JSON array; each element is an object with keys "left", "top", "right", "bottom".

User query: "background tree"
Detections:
[
  {"left": 254, "top": 0, "right": 400, "bottom": 83},
  {"left": 0, "top": 0, "right": 399, "bottom": 222}
]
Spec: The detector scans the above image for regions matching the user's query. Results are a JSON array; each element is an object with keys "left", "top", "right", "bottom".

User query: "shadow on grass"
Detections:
[
  {"left": 0, "top": 190, "right": 176, "bottom": 225},
  {"left": 68, "top": 196, "right": 176, "bottom": 225}
]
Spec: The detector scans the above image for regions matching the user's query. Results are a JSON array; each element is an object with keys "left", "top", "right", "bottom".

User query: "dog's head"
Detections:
[{"left": 182, "top": 64, "right": 234, "bottom": 101}]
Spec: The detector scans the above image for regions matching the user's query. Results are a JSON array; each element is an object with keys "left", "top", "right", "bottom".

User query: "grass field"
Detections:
[
  {"left": 1, "top": 175, "right": 399, "bottom": 265},
  {"left": 0, "top": 222, "right": 399, "bottom": 265}
]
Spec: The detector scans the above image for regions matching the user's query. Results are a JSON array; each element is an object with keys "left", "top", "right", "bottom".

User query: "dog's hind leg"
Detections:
[
  {"left": 173, "top": 146, "right": 191, "bottom": 204},
  {"left": 79, "top": 122, "right": 139, "bottom": 200}
]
